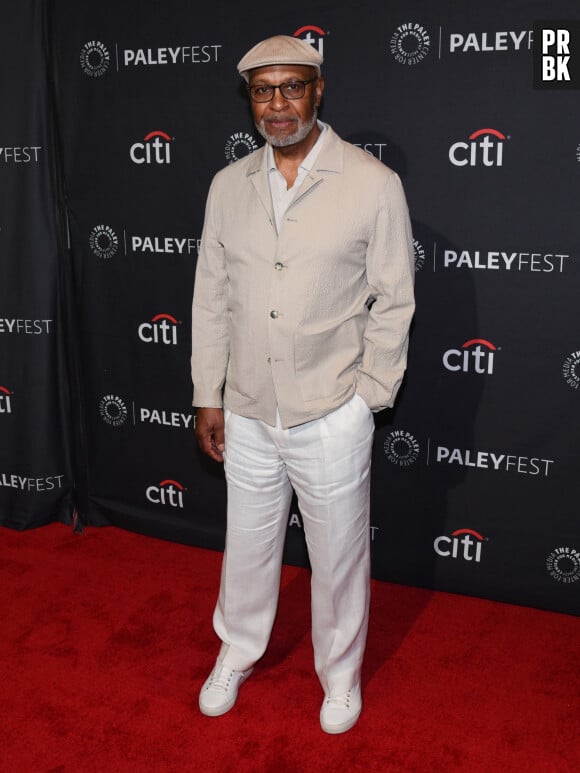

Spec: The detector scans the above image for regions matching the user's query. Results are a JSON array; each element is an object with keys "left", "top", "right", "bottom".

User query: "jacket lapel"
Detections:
[
  {"left": 246, "top": 147, "right": 275, "bottom": 227},
  {"left": 288, "top": 127, "right": 345, "bottom": 209},
  {"left": 245, "top": 127, "right": 345, "bottom": 221}
]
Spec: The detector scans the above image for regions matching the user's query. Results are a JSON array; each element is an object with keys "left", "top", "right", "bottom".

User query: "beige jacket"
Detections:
[{"left": 191, "top": 126, "right": 415, "bottom": 429}]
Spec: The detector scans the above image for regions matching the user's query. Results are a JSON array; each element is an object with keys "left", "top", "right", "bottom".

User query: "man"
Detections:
[{"left": 191, "top": 34, "right": 415, "bottom": 734}]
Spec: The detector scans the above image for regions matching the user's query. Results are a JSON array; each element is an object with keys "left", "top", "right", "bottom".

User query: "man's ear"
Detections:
[{"left": 315, "top": 76, "right": 325, "bottom": 107}]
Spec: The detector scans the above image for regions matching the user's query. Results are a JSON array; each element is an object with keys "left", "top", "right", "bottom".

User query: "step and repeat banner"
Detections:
[
  {"left": 5, "top": 1, "right": 580, "bottom": 615},
  {"left": 0, "top": 3, "right": 74, "bottom": 530}
]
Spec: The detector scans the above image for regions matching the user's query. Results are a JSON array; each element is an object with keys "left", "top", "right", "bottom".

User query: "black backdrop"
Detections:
[{"left": 1, "top": 1, "right": 579, "bottom": 616}]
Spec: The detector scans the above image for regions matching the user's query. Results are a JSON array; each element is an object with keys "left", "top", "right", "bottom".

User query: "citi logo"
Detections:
[
  {"left": 138, "top": 313, "right": 179, "bottom": 345},
  {"left": 146, "top": 479, "right": 184, "bottom": 508},
  {"left": 293, "top": 25, "right": 326, "bottom": 57},
  {"left": 130, "top": 131, "right": 173, "bottom": 165},
  {"left": 0, "top": 386, "right": 13, "bottom": 414},
  {"left": 434, "top": 528, "right": 486, "bottom": 563},
  {"left": 449, "top": 128, "right": 507, "bottom": 167},
  {"left": 443, "top": 338, "right": 498, "bottom": 374}
]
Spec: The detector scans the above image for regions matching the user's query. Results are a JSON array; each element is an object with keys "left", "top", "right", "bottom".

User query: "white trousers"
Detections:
[{"left": 214, "top": 393, "right": 375, "bottom": 697}]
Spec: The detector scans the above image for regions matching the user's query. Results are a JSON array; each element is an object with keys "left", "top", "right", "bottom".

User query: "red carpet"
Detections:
[{"left": 1, "top": 523, "right": 578, "bottom": 772}]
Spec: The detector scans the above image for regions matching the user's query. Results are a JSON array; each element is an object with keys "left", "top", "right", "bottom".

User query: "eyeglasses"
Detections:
[{"left": 247, "top": 77, "right": 318, "bottom": 103}]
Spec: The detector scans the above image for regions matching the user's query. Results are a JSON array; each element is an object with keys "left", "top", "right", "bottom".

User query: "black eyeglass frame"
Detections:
[{"left": 247, "top": 77, "right": 318, "bottom": 103}]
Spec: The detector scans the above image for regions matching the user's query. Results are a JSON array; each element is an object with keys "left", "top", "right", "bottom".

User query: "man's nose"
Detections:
[{"left": 269, "top": 89, "right": 289, "bottom": 110}]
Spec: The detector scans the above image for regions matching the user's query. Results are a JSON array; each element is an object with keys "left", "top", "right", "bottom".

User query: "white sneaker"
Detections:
[
  {"left": 199, "top": 662, "right": 254, "bottom": 717},
  {"left": 320, "top": 683, "right": 362, "bottom": 734}
]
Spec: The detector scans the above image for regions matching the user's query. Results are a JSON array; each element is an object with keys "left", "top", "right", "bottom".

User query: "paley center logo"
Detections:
[
  {"left": 449, "top": 128, "right": 507, "bottom": 167},
  {"left": 146, "top": 479, "right": 185, "bottom": 509},
  {"left": 389, "top": 26, "right": 532, "bottom": 63},
  {"left": 130, "top": 131, "right": 173, "bottom": 165},
  {"left": 390, "top": 22, "right": 431, "bottom": 65},
  {"left": 89, "top": 224, "right": 200, "bottom": 258},
  {"left": 99, "top": 395, "right": 194, "bottom": 430},
  {"left": 443, "top": 338, "right": 498, "bottom": 374},
  {"left": 99, "top": 394, "right": 128, "bottom": 426},
  {"left": 383, "top": 430, "right": 420, "bottom": 466},
  {"left": 225, "top": 132, "right": 259, "bottom": 164},
  {"left": 413, "top": 239, "right": 426, "bottom": 272},
  {"left": 138, "top": 313, "right": 179, "bottom": 345},
  {"left": 81, "top": 41, "right": 221, "bottom": 75},
  {"left": 89, "top": 225, "right": 119, "bottom": 259},
  {"left": 293, "top": 25, "right": 326, "bottom": 56},
  {"left": 546, "top": 547, "right": 580, "bottom": 584},
  {"left": 0, "top": 385, "right": 13, "bottom": 414},
  {"left": 562, "top": 350, "right": 580, "bottom": 389},
  {"left": 434, "top": 528, "right": 487, "bottom": 563},
  {"left": 80, "top": 41, "right": 111, "bottom": 77}
]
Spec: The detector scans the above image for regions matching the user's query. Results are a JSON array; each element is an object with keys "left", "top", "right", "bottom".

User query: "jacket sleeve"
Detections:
[
  {"left": 355, "top": 172, "right": 415, "bottom": 411},
  {"left": 191, "top": 177, "right": 229, "bottom": 408}
]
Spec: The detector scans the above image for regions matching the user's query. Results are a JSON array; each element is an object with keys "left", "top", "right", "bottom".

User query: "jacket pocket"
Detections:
[{"left": 294, "top": 317, "right": 363, "bottom": 402}]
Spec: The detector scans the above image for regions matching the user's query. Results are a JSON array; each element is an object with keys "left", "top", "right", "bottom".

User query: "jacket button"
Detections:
[
  {"left": 274, "top": 262, "right": 284, "bottom": 270},
  {"left": 266, "top": 356, "right": 271, "bottom": 364},
  {"left": 270, "top": 310, "right": 279, "bottom": 319}
]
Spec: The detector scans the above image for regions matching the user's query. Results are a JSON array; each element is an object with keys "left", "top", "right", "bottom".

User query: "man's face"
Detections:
[{"left": 248, "top": 64, "right": 324, "bottom": 148}]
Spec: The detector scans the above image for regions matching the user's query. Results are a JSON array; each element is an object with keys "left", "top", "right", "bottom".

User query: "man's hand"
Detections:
[{"left": 195, "top": 407, "right": 225, "bottom": 463}]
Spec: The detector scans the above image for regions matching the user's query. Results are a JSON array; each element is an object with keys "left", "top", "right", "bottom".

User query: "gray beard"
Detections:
[{"left": 256, "top": 107, "right": 318, "bottom": 148}]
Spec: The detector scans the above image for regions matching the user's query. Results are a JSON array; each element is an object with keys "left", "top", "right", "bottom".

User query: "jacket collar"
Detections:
[{"left": 245, "top": 126, "right": 344, "bottom": 223}]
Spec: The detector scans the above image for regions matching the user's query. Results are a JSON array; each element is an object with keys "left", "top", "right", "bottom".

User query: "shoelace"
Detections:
[
  {"left": 325, "top": 690, "right": 351, "bottom": 709},
  {"left": 209, "top": 666, "right": 234, "bottom": 693}
]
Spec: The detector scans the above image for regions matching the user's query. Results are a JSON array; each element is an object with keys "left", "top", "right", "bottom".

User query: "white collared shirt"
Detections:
[{"left": 267, "top": 120, "right": 328, "bottom": 232}]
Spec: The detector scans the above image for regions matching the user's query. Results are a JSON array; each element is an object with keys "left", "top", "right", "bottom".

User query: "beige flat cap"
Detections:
[{"left": 237, "top": 35, "right": 323, "bottom": 81}]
